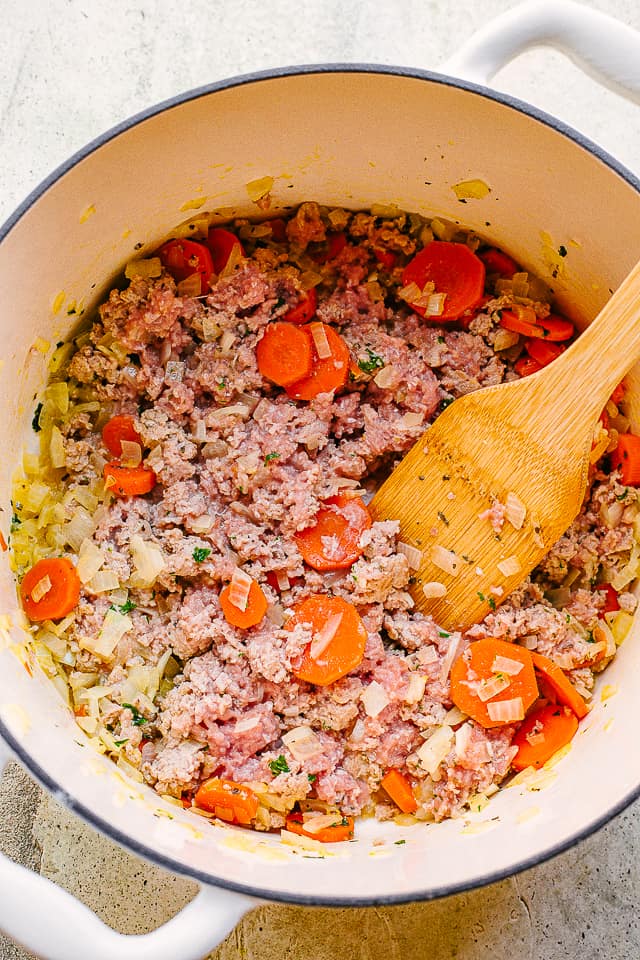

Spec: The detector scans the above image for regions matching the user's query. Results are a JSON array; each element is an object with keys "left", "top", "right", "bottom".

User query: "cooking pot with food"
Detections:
[{"left": 1, "top": 2, "right": 640, "bottom": 958}]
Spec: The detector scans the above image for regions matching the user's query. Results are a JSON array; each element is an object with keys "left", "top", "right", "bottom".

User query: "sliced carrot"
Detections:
[
  {"left": 479, "top": 247, "right": 519, "bottom": 278},
  {"left": 598, "top": 584, "right": 619, "bottom": 615},
  {"left": 450, "top": 638, "right": 539, "bottom": 729},
  {"left": 219, "top": 578, "right": 268, "bottom": 629},
  {"left": 206, "top": 227, "right": 245, "bottom": 274},
  {"left": 294, "top": 494, "right": 372, "bottom": 571},
  {"left": 286, "top": 594, "right": 367, "bottom": 686},
  {"left": 102, "top": 414, "right": 141, "bottom": 457},
  {"left": 285, "top": 323, "right": 350, "bottom": 401},
  {"left": 283, "top": 287, "right": 318, "bottom": 325},
  {"left": 157, "top": 239, "right": 213, "bottom": 294},
  {"left": 380, "top": 769, "right": 417, "bottom": 814},
  {"left": 0, "top": 531, "right": 6, "bottom": 552},
  {"left": 21, "top": 557, "right": 81, "bottom": 622},
  {"left": 285, "top": 811, "right": 354, "bottom": 843},
  {"left": 103, "top": 461, "right": 156, "bottom": 497},
  {"left": 537, "top": 314, "right": 575, "bottom": 341},
  {"left": 524, "top": 338, "right": 566, "bottom": 367},
  {"left": 514, "top": 356, "right": 543, "bottom": 378},
  {"left": 194, "top": 778, "right": 259, "bottom": 825},
  {"left": 611, "top": 380, "right": 626, "bottom": 406},
  {"left": 530, "top": 651, "right": 588, "bottom": 719},
  {"left": 265, "top": 571, "right": 303, "bottom": 593},
  {"left": 512, "top": 703, "right": 579, "bottom": 771},
  {"left": 610, "top": 433, "right": 640, "bottom": 486},
  {"left": 402, "top": 241, "right": 485, "bottom": 321},
  {"left": 499, "top": 308, "right": 545, "bottom": 339},
  {"left": 256, "top": 322, "right": 313, "bottom": 387},
  {"left": 266, "top": 218, "right": 288, "bottom": 242}
]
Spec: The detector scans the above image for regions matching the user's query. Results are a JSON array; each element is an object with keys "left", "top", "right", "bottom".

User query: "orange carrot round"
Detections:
[
  {"left": 283, "top": 287, "right": 318, "bottom": 325},
  {"left": 285, "top": 323, "right": 350, "bottom": 401},
  {"left": 286, "top": 594, "right": 367, "bottom": 686},
  {"left": 285, "top": 811, "right": 354, "bottom": 843},
  {"left": 499, "top": 309, "right": 545, "bottom": 339},
  {"left": 194, "top": 778, "right": 259, "bottom": 825},
  {"left": 103, "top": 461, "right": 156, "bottom": 497},
  {"left": 219, "top": 579, "right": 268, "bottom": 629},
  {"left": 294, "top": 494, "right": 372, "bottom": 571},
  {"left": 524, "top": 338, "right": 566, "bottom": 368},
  {"left": 380, "top": 768, "right": 417, "bottom": 814},
  {"left": 102, "top": 415, "right": 141, "bottom": 457},
  {"left": 402, "top": 241, "right": 485, "bottom": 321},
  {"left": 256, "top": 322, "right": 313, "bottom": 387},
  {"left": 21, "top": 557, "right": 81, "bottom": 622},
  {"left": 512, "top": 703, "right": 579, "bottom": 771},
  {"left": 610, "top": 433, "right": 640, "bottom": 486},
  {"left": 611, "top": 380, "right": 626, "bottom": 406},
  {"left": 450, "top": 638, "right": 539, "bottom": 729},
  {"left": 530, "top": 651, "right": 588, "bottom": 719},
  {"left": 514, "top": 356, "right": 543, "bottom": 378}
]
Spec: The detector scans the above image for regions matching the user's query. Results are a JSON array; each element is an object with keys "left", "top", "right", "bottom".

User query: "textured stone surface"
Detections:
[{"left": 1, "top": 0, "right": 640, "bottom": 957}]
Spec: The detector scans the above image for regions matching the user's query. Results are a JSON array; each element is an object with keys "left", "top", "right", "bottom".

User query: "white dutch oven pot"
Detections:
[{"left": 1, "top": 2, "right": 640, "bottom": 957}]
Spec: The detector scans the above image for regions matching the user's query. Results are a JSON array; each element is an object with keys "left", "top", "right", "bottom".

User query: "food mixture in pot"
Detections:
[{"left": 11, "top": 202, "right": 637, "bottom": 842}]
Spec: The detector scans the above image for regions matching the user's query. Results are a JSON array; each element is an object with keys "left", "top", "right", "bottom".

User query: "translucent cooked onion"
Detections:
[
  {"left": 176, "top": 274, "right": 202, "bottom": 298},
  {"left": 64, "top": 507, "right": 96, "bottom": 553},
  {"left": 491, "top": 655, "right": 524, "bottom": 676},
  {"left": 125, "top": 257, "right": 162, "bottom": 280},
  {"left": 431, "top": 545, "right": 460, "bottom": 577},
  {"left": 88, "top": 608, "right": 133, "bottom": 660},
  {"left": 477, "top": 673, "right": 512, "bottom": 702},
  {"left": 425, "top": 293, "right": 446, "bottom": 316},
  {"left": 31, "top": 575, "right": 52, "bottom": 603},
  {"left": 281, "top": 725, "right": 323, "bottom": 761},
  {"left": 190, "top": 515, "right": 214, "bottom": 534},
  {"left": 235, "top": 715, "right": 260, "bottom": 733},
  {"left": 373, "top": 365, "right": 396, "bottom": 389},
  {"left": 219, "top": 330, "right": 236, "bottom": 355},
  {"left": 120, "top": 440, "right": 142, "bottom": 467},
  {"left": 310, "top": 322, "right": 332, "bottom": 360},
  {"left": 423, "top": 581, "right": 447, "bottom": 599},
  {"left": 404, "top": 673, "right": 427, "bottom": 704},
  {"left": 486, "top": 697, "right": 524, "bottom": 723},
  {"left": 310, "top": 613, "right": 343, "bottom": 660},
  {"left": 76, "top": 539, "right": 105, "bottom": 585},
  {"left": 504, "top": 492, "right": 526, "bottom": 530},
  {"left": 361, "top": 680, "right": 391, "bottom": 718},
  {"left": 397, "top": 541, "right": 422, "bottom": 570},
  {"left": 50, "top": 425, "right": 66, "bottom": 469},
  {"left": 202, "top": 317, "right": 222, "bottom": 341},
  {"left": 416, "top": 726, "right": 453, "bottom": 776},
  {"left": 202, "top": 440, "right": 229, "bottom": 458},
  {"left": 228, "top": 568, "right": 252, "bottom": 611},
  {"left": 209, "top": 404, "right": 251, "bottom": 421},
  {"left": 400, "top": 411, "right": 424, "bottom": 428},
  {"left": 497, "top": 555, "right": 522, "bottom": 577},
  {"left": 85, "top": 570, "right": 120, "bottom": 595},
  {"left": 129, "top": 534, "right": 166, "bottom": 588}
]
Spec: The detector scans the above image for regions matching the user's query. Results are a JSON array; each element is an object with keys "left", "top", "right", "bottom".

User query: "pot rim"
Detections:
[{"left": 2, "top": 62, "right": 640, "bottom": 907}]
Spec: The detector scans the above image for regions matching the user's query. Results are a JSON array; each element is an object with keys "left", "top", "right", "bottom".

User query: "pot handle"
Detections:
[
  {"left": 443, "top": 0, "right": 640, "bottom": 104},
  {"left": 0, "top": 744, "right": 261, "bottom": 960}
]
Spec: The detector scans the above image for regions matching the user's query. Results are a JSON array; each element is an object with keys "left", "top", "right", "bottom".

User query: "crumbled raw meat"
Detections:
[{"left": 22, "top": 203, "right": 633, "bottom": 837}]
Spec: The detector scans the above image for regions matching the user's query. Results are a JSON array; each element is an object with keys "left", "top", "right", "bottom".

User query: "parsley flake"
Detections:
[
  {"left": 477, "top": 591, "right": 486, "bottom": 602},
  {"left": 192, "top": 547, "right": 211, "bottom": 563},
  {"left": 269, "top": 755, "right": 290, "bottom": 775},
  {"left": 264, "top": 452, "right": 281, "bottom": 465},
  {"left": 307, "top": 773, "right": 317, "bottom": 783},
  {"left": 488, "top": 596, "right": 496, "bottom": 611},
  {"left": 114, "top": 739, "right": 129, "bottom": 747},
  {"left": 357, "top": 348, "right": 385, "bottom": 374},
  {"left": 122, "top": 703, "right": 147, "bottom": 726},
  {"left": 438, "top": 630, "right": 450, "bottom": 638},
  {"left": 110, "top": 599, "right": 136, "bottom": 615},
  {"left": 440, "top": 397, "right": 454, "bottom": 410}
]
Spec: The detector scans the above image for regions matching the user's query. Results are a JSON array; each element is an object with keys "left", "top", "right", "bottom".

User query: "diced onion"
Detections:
[
  {"left": 301, "top": 813, "right": 342, "bottom": 834},
  {"left": 202, "top": 440, "right": 229, "bottom": 458},
  {"left": 276, "top": 571, "right": 290, "bottom": 591},
  {"left": 88, "top": 608, "right": 133, "bottom": 660},
  {"left": 50, "top": 425, "right": 66, "bottom": 469},
  {"left": 192, "top": 419, "right": 207, "bottom": 442},
  {"left": 442, "top": 705, "right": 467, "bottom": 726},
  {"left": 164, "top": 361, "right": 185, "bottom": 383},
  {"left": 486, "top": 697, "right": 524, "bottom": 723},
  {"left": 420, "top": 645, "right": 439, "bottom": 665},
  {"left": 246, "top": 175, "right": 274, "bottom": 203},
  {"left": 85, "top": 570, "right": 120, "bottom": 595},
  {"left": 210, "top": 404, "right": 251, "bottom": 421},
  {"left": 310, "top": 323, "right": 332, "bottom": 360},
  {"left": 280, "top": 829, "right": 326, "bottom": 854},
  {"left": 129, "top": 534, "right": 166, "bottom": 588},
  {"left": 491, "top": 655, "right": 524, "bottom": 676},
  {"left": 373, "top": 365, "right": 396, "bottom": 389},
  {"left": 125, "top": 257, "right": 162, "bottom": 280},
  {"left": 416, "top": 725, "right": 453, "bottom": 775},
  {"left": 423, "top": 581, "right": 447, "bottom": 599},
  {"left": 282, "top": 725, "right": 323, "bottom": 761},
  {"left": 455, "top": 723, "right": 493, "bottom": 763},
  {"left": 31, "top": 575, "right": 52, "bottom": 603},
  {"left": 398, "top": 282, "right": 422, "bottom": 303},
  {"left": 361, "top": 680, "right": 391, "bottom": 718},
  {"left": 505, "top": 492, "right": 526, "bottom": 530},
  {"left": 228, "top": 568, "right": 252, "bottom": 612},
  {"left": 64, "top": 507, "right": 96, "bottom": 553},
  {"left": 425, "top": 293, "right": 446, "bottom": 316},
  {"left": 76, "top": 539, "right": 105, "bottom": 585},
  {"left": 309, "top": 614, "right": 343, "bottom": 660},
  {"left": 497, "top": 555, "right": 521, "bottom": 577},
  {"left": 235, "top": 716, "right": 260, "bottom": 733},
  {"left": 431, "top": 545, "right": 460, "bottom": 577},
  {"left": 493, "top": 328, "right": 520, "bottom": 352},
  {"left": 266, "top": 603, "right": 285, "bottom": 627},
  {"left": 439, "top": 632, "right": 463, "bottom": 683},
  {"left": 120, "top": 440, "right": 142, "bottom": 467},
  {"left": 404, "top": 674, "right": 427, "bottom": 704},
  {"left": 593, "top": 620, "right": 616, "bottom": 657},
  {"left": 219, "top": 331, "right": 236, "bottom": 355},
  {"left": 400, "top": 411, "right": 424, "bottom": 428},
  {"left": 190, "top": 515, "right": 214, "bottom": 534},
  {"left": 202, "top": 317, "right": 222, "bottom": 341},
  {"left": 176, "top": 274, "right": 202, "bottom": 298},
  {"left": 397, "top": 541, "right": 422, "bottom": 570},
  {"left": 477, "top": 673, "right": 512, "bottom": 702}
]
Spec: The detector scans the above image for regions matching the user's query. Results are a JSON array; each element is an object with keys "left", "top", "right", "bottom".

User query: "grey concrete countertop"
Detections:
[{"left": 1, "top": 1, "right": 640, "bottom": 958}]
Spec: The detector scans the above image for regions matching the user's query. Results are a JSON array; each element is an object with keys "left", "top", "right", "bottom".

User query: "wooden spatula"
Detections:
[{"left": 370, "top": 261, "right": 640, "bottom": 632}]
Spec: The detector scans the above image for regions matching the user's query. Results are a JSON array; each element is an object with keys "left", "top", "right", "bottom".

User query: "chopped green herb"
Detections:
[
  {"left": 558, "top": 245, "right": 567, "bottom": 257},
  {"left": 122, "top": 703, "right": 147, "bottom": 726},
  {"left": 488, "top": 597, "right": 496, "bottom": 611},
  {"left": 114, "top": 739, "right": 129, "bottom": 747},
  {"left": 10, "top": 514, "right": 21, "bottom": 531},
  {"left": 216, "top": 378, "right": 227, "bottom": 390},
  {"left": 440, "top": 397, "right": 454, "bottom": 410},
  {"left": 438, "top": 630, "right": 450, "bottom": 639},
  {"left": 192, "top": 547, "right": 211, "bottom": 563},
  {"left": 394, "top": 839, "right": 406, "bottom": 845},
  {"left": 616, "top": 490, "right": 628, "bottom": 501},
  {"left": 32, "top": 402, "right": 43, "bottom": 432},
  {"left": 566, "top": 613, "right": 571, "bottom": 623},
  {"left": 307, "top": 773, "right": 317, "bottom": 783},
  {"left": 437, "top": 510, "right": 450, "bottom": 526},
  {"left": 477, "top": 591, "right": 486, "bottom": 602},
  {"left": 110, "top": 599, "right": 136, "bottom": 615},
  {"left": 437, "top": 336, "right": 445, "bottom": 344},
  {"left": 268, "top": 754, "right": 290, "bottom": 775},
  {"left": 357, "top": 348, "right": 385, "bottom": 374},
  {"left": 264, "top": 452, "right": 281, "bottom": 465}
]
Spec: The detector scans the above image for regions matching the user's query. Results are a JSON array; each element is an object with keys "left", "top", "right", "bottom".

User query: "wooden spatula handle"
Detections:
[{"left": 538, "top": 259, "right": 640, "bottom": 426}]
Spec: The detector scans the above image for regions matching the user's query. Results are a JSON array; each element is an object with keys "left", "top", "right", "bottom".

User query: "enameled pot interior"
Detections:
[{"left": 1, "top": 68, "right": 640, "bottom": 904}]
